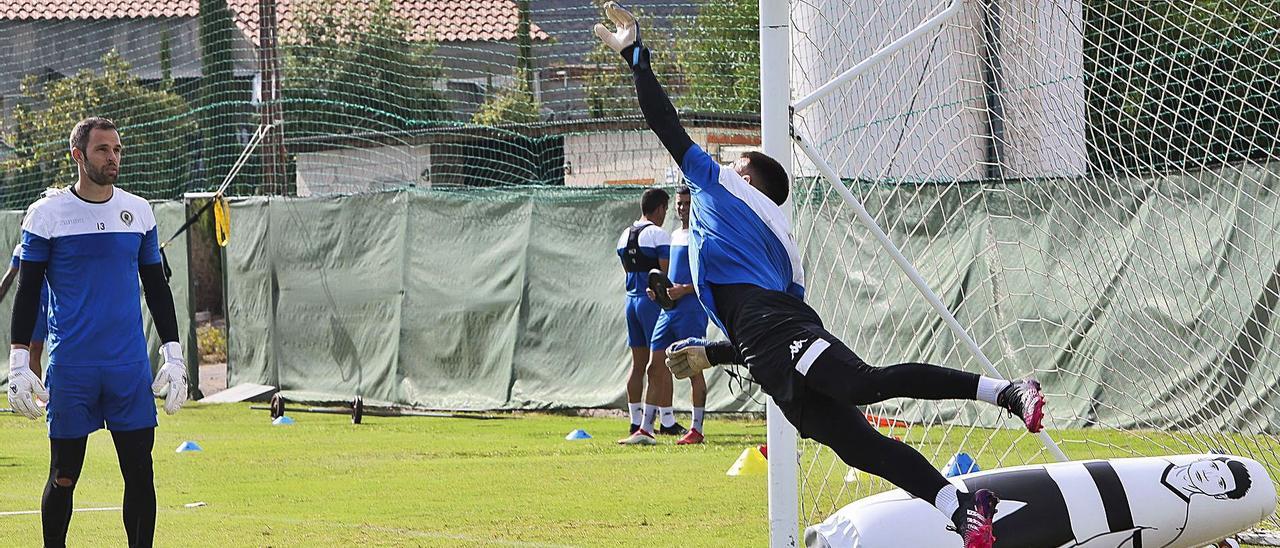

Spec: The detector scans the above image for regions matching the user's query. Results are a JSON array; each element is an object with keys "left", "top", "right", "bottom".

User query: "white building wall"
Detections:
[{"left": 790, "top": 0, "right": 1084, "bottom": 182}]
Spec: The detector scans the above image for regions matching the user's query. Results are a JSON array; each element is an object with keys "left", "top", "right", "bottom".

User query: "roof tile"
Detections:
[{"left": 1, "top": 0, "right": 546, "bottom": 43}]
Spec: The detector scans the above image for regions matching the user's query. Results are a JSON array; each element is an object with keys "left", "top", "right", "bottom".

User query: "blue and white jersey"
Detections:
[
  {"left": 680, "top": 145, "right": 805, "bottom": 331},
  {"left": 21, "top": 187, "right": 161, "bottom": 366},
  {"left": 616, "top": 220, "right": 671, "bottom": 297},
  {"left": 666, "top": 227, "right": 705, "bottom": 315}
]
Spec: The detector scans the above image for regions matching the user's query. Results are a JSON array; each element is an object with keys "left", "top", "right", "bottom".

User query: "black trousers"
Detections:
[{"left": 713, "top": 283, "right": 980, "bottom": 501}]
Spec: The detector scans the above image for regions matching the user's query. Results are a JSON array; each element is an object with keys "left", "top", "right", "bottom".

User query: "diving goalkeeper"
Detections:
[{"left": 594, "top": 4, "right": 1046, "bottom": 547}]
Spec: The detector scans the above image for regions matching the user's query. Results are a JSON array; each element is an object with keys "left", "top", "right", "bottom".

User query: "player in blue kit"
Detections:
[
  {"left": 0, "top": 231, "right": 50, "bottom": 379},
  {"left": 6, "top": 117, "right": 188, "bottom": 548},
  {"left": 647, "top": 185, "right": 709, "bottom": 445},
  {"left": 616, "top": 188, "right": 673, "bottom": 445},
  {"left": 595, "top": 5, "right": 1047, "bottom": 546}
]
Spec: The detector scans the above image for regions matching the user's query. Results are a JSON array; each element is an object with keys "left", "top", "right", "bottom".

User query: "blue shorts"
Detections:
[
  {"left": 625, "top": 295, "right": 661, "bottom": 348},
  {"left": 651, "top": 301, "right": 709, "bottom": 351},
  {"left": 45, "top": 361, "right": 158, "bottom": 439}
]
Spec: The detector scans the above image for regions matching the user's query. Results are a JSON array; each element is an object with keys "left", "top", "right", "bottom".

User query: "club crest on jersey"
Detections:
[{"left": 120, "top": 210, "right": 134, "bottom": 227}]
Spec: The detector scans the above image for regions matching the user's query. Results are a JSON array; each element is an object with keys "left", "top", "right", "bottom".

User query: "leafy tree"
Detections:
[
  {"left": 198, "top": 0, "right": 245, "bottom": 191},
  {"left": 1, "top": 51, "right": 196, "bottom": 208},
  {"left": 474, "top": 0, "right": 542, "bottom": 126},
  {"left": 474, "top": 68, "right": 541, "bottom": 126},
  {"left": 673, "top": 0, "right": 758, "bottom": 113},
  {"left": 282, "top": 0, "right": 447, "bottom": 138}
]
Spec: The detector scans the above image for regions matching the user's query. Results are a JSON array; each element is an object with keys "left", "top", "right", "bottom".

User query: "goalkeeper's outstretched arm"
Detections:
[{"left": 594, "top": 2, "right": 695, "bottom": 164}]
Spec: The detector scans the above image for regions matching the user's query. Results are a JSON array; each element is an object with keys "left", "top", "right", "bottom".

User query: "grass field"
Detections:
[
  {"left": 0, "top": 403, "right": 1274, "bottom": 546},
  {"left": 0, "top": 403, "right": 770, "bottom": 546}
]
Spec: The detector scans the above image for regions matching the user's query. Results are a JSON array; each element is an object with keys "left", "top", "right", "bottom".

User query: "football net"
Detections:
[
  {"left": 781, "top": 0, "right": 1280, "bottom": 542},
  {"left": 0, "top": 0, "right": 763, "bottom": 205}
]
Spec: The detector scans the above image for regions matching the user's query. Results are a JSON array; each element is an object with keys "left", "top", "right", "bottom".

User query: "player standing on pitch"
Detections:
[
  {"left": 7, "top": 117, "right": 188, "bottom": 548},
  {"left": 616, "top": 188, "right": 677, "bottom": 444},
  {"left": 594, "top": 4, "right": 1046, "bottom": 546},
  {"left": 645, "top": 185, "right": 709, "bottom": 445}
]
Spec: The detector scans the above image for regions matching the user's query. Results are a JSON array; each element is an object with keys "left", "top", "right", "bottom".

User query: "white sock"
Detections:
[
  {"left": 692, "top": 407, "right": 705, "bottom": 432},
  {"left": 976, "top": 377, "right": 1010, "bottom": 406},
  {"left": 628, "top": 402, "right": 643, "bottom": 426},
  {"left": 660, "top": 406, "right": 676, "bottom": 428},
  {"left": 934, "top": 483, "right": 960, "bottom": 519},
  {"left": 642, "top": 404, "right": 658, "bottom": 433}
]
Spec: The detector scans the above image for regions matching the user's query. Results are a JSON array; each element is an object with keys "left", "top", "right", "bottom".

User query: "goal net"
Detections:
[{"left": 781, "top": 0, "right": 1280, "bottom": 542}]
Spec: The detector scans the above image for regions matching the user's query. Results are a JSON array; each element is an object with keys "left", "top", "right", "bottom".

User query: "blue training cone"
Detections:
[
  {"left": 273, "top": 416, "right": 295, "bottom": 426},
  {"left": 565, "top": 429, "right": 592, "bottom": 440},
  {"left": 941, "top": 452, "right": 979, "bottom": 477},
  {"left": 175, "top": 441, "right": 203, "bottom": 453}
]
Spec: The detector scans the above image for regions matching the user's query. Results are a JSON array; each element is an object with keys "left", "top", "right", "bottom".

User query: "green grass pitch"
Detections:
[{"left": 0, "top": 403, "right": 1272, "bottom": 546}]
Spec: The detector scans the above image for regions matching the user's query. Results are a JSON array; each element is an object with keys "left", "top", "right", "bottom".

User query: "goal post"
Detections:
[
  {"left": 760, "top": 1, "right": 802, "bottom": 547},
  {"left": 770, "top": 0, "right": 1280, "bottom": 543}
]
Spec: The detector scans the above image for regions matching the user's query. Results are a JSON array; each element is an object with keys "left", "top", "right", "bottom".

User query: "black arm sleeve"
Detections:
[
  {"left": 626, "top": 45, "right": 695, "bottom": 164},
  {"left": 140, "top": 262, "right": 179, "bottom": 344},
  {"left": 705, "top": 340, "right": 743, "bottom": 366},
  {"left": 11, "top": 261, "right": 47, "bottom": 346}
]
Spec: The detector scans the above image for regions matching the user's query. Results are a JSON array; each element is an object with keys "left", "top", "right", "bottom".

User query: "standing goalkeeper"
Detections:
[
  {"left": 594, "top": 5, "right": 1046, "bottom": 546},
  {"left": 7, "top": 117, "right": 187, "bottom": 548}
]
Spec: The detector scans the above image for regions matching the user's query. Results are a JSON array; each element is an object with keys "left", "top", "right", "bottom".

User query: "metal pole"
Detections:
[{"left": 761, "top": 1, "right": 800, "bottom": 546}]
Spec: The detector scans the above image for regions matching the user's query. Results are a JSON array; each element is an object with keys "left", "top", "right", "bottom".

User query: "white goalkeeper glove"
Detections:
[
  {"left": 151, "top": 342, "right": 187, "bottom": 415},
  {"left": 593, "top": 2, "right": 648, "bottom": 68},
  {"left": 667, "top": 338, "right": 714, "bottom": 380},
  {"left": 8, "top": 347, "right": 48, "bottom": 419}
]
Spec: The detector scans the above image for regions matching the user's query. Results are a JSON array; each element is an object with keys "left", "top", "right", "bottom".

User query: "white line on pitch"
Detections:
[{"left": 0, "top": 506, "right": 121, "bottom": 517}]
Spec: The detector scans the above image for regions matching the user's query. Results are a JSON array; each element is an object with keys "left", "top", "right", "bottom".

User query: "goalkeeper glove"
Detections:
[
  {"left": 667, "top": 337, "right": 714, "bottom": 380},
  {"left": 593, "top": 2, "right": 650, "bottom": 70},
  {"left": 8, "top": 347, "right": 48, "bottom": 419},
  {"left": 151, "top": 342, "right": 188, "bottom": 415}
]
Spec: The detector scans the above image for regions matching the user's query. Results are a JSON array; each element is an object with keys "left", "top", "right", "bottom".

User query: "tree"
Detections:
[
  {"left": 474, "top": 0, "right": 542, "bottom": 126},
  {"left": 473, "top": 68, "right": 541, "bottom": 126},
  {"left": 1, "top": 51, "right": 196, "bottom": 208},
  {"left": 673, "top": 0, "right": 758, "bottom": 114},
  {"left": 198, "top": 0, "right": 245, "bottom": 191},
  {"left": 282, "top": 0, "right": 447, "bottom": 139}
]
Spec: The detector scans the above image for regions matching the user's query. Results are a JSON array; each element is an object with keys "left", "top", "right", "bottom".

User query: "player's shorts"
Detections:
[
  {"left": 45, "top": 360, "right": 158, "bottom": 439},
  {"left": 650, "top": 299, "right": 709, "bottom": 351},
  {"left": 711, "top": 283, "right": 853, "bottom": 436},
  {"left": 624, "top": 294, "right": 661, "bottom": 348}
]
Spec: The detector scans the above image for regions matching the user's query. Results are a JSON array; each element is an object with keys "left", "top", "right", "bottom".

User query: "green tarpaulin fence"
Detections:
[{"left": 221, "top": 163, "right": 1280, "bottom": 430}]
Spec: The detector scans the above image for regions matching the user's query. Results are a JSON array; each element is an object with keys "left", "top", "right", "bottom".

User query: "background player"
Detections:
[
  {"left": 646, "top": 185, "right": 708, "bottom": 445},
  {"left": 0, "top": 218, "right": 49, "bottom": 379},
  {"left": 615, "top": 188, "right": 672, "bottom": 444}
]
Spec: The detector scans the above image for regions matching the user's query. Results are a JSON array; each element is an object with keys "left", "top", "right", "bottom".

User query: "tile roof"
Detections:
[
  {"left": 0, "top": 0, "right": 546, "bottom": 43},
  {"left": 0, "top": 0, "right": 197, "bottom": 20}
]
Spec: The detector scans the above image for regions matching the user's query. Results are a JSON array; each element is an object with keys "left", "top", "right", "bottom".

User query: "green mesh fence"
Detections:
[{"left": 0, "top": 0, "right": 763, "bottom": 206}]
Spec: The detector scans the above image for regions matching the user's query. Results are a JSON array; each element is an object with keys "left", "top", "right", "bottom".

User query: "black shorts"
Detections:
[{"left": 711, "top": 283, "right": 857, "bottom": 434}]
